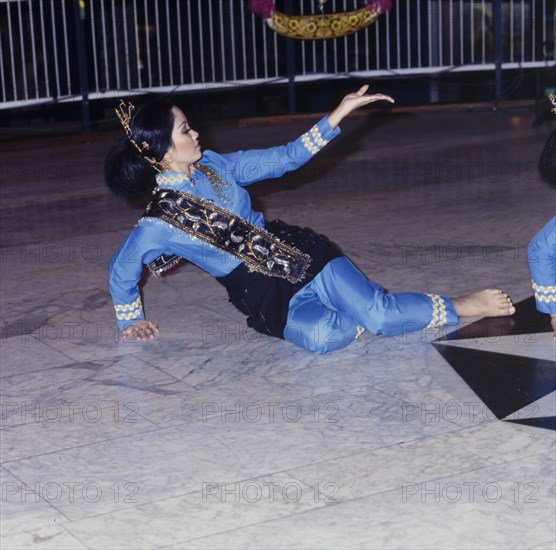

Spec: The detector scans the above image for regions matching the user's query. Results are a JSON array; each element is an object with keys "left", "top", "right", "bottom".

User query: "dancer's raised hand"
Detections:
[{"left": 328, "top": 85, "right": 394, "bottom": 129}]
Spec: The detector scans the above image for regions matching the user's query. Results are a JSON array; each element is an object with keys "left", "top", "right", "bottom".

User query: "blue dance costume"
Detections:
[
  {"left": 528, "top": 216, "right": 556, "bottom": 315},
  {"left": 109, "top": 116, "right": 458, "bottom": 353}
]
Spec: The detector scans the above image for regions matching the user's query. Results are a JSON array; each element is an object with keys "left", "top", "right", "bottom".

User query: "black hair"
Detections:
[
  {"left": 105, "top": 98, "right": 176, "bottom": 197},
  {"left": 538, "top": 128, "right": 556, "bottom": 189}
]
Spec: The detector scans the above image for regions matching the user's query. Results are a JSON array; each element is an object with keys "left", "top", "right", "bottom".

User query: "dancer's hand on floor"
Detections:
[
  {"left": 551, "top": 314, "right": 556, "bottom": 341},
  {"left": 122, "top": 320, "right": 160, "bottom": 341},
  {"left": 327, "top": 84, "right": 394, "bottom": 129}
]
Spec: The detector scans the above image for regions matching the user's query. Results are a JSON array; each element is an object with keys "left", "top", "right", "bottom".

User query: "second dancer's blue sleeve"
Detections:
[{"left": 528, "top": 217, "right": 556, "bottom": 314}]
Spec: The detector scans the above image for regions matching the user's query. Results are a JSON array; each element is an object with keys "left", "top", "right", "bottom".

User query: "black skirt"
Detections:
[{"left": 215, "top": 219, "right": 341, "bottom": 339}]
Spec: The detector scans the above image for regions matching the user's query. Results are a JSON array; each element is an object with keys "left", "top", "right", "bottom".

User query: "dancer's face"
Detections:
[{"left": 165, "top": 107, "right": 202, "bottom": 173}]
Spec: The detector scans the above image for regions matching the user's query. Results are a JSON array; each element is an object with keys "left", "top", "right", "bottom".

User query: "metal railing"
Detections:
[{"left": 1, "top": 0, "right": 554, "bottom": 110}]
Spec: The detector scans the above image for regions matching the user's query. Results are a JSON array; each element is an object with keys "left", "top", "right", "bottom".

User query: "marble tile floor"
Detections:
[{"left": 1, "top": 102, "right": 555, "bottom": 549}]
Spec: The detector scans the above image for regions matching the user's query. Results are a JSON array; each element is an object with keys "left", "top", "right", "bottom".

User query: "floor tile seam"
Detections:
[
  {"left": 139, "top": 395, "right": 340, "bottom": 428},
  {"left": 303, "top": 371, "right": 439, "bottom": 401},
  {"left": 282, "top": 458, "right": 526, "bottom": 504},
  {"left": 150, "top": 496, "right": 341, "bottom": 549},
  {"left": 0, "top": 347, "right": 189, "bottom": 387},
  {"left": 204, "top": 449, "right": 556, "bottom": 515},
  {"left": 1, "top": 311, "right": 122, "bottom": 349},
  {"left": 384, "top": 449, "right": 556, "bottom": 487},
  {"left": 0, "top": 521, "right": 94, "bottom": 550},
  {"left": 0, "top": 362, "right": 80, "bottom": 380},
  {"left": 540, "top": 449, "right": 556, "bottom": 462},
  {"left": 27, "top": 346, "right": 160, "bottom": 370},
  {"left": 51, "top": 485, "right": 206, "bottom": 526},
  {"left": 155, "top": 357, "right": 320, "bottom": 391},
  {"left": 59, "top": 523, "right": 92, "bottom": 550},
  {"left": 0, "top": 400, "right": 157, "bottom": 431},
  {"left": 119, "top": 389, "right": 316, "bottom": 428},
  {"left": 10, "top": 428, "right": 516, "bottom": 522},
  {"left": 0, "top": 397, "right": 372, "bottom": 464},
  {"left": 0, "top": 526, "right": 84, "bottom": 550},
  {"left": 45, "top": 466, "right": 332, "bottom": 527},
  {"left": 440, "top": 422, "right": 556, "bottom": 465},
  {"left": 367, "top": 385, "right": 472, "bottom": 411},
  {"left": 505, "top": 424, "right": 556, "bottom": 444},
  {"left": 127, "top": 354, "right": 200, "bottom": 391},
  {"left": 0, "top": 417, "right": 192, "bottom": 465},
  {"left": 244, "top": 375, "right": 314, "bottom": 402},
  {"left": 156, "top": 461, "right": 545, "bottom": 550},
  {"left": 6, "top": 457, "right": 552, "bottom": 544},
  {"left": 137, "top": 359, "right": 282, "bottom": 393},
  {"left": 288, "top": 469, "right": 363, "bottom": 507},
  {"left": 432, "top": 339, "right": 556, "bottom": 361},
  {"left": 279, "top": 431, "right": 480, "bottom": 475},
  {"left": 0, "top": 464, "right": 74, "bottom": 524},
  {"left": 0, "top": 347, "right": 84, "bottom": 379}
]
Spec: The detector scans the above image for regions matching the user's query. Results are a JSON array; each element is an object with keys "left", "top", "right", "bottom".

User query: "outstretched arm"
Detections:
[
  {"left": 213, "top": 85, "right": 394, "bottom": 187},
  {"left": 109, "top": 228, "right": 166, "bottom": 342},
  {"left": 327, "top": 85, "right": 394, "bottom": 130}
]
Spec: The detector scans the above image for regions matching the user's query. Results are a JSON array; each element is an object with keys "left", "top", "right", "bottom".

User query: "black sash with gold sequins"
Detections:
[
  {"left": 144, "top": 188, "right": 312, "bottom": 283},
  {"left": 218, "top": 219, "right": 342, "bottom": 338}
]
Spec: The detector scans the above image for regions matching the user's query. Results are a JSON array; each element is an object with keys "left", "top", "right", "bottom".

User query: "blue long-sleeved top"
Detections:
[
  {"left": 109, "top": 116, "right": 341, "bottom": 329},
  {"left": 528, "top": 216, "right": 556, "bottom": 314}
]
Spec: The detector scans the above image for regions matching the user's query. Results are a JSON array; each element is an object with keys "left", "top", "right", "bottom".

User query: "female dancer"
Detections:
[
  {"left": 529, "top": 101, "right": 556, "bottom": 339},
  {"left": 106, "top": 85, "right": 515, "bottom": 354}
]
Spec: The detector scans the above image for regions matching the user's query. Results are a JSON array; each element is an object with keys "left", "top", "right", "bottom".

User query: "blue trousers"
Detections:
[{"left": 284, "top": 256, "right": 458, "bottom": 354}]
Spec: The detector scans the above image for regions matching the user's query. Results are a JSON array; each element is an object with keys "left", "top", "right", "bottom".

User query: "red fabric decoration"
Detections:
[
  {"left": 368, "top": 0, "right": 392, "bottom": 13},
  {"left": 250, "top": 0, "right": 274, "bottom": 19}
]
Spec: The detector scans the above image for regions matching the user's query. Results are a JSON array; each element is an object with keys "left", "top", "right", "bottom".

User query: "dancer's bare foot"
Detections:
[{"left": 451, "top": 289, "right": 515, "bottom": 318}]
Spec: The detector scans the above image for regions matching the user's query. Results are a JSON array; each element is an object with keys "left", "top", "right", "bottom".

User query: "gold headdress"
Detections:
[
  {"left": 115, "top": 100, "right": 164, "bottom": 173},
  {"left": 549, "top": 94, "right": 556, "bottom": 115}
]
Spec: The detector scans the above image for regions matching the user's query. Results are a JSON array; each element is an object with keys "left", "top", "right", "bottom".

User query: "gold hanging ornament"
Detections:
[{"left": 250, "top": 0, "right": 392, "bottom": 40}]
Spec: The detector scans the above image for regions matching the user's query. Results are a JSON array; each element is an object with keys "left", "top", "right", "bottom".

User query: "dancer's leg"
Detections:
[
  {"left": 284, "top": 283, "right": 360, "bottom": 354},
  {"left": 284, "top": 256, "right": 515, "bottom": 353},
  {"left": 308, "top": 257, "right": 458, "bottom": 336}
]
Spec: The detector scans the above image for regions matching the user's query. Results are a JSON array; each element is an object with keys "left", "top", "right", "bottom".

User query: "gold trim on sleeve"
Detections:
[
  {"left": 116, "top": 309, "right": 143, "bottom": 321},
  {"left": 310, "top": 126, "right": 329, "bottom": 148},
  {"left": 114, "top": 297, "right": 142, "bottom": 312},
  {"left": 535, "top": 293, "right": 556, "bottom": 303},
  {"left": 301, "top": 132, "right": 319, "bottom": 155},
  {"left": 114, "top": 298, "right": 143, "bottom": 321},
  {"left": 532, "top": 281, "right": 556, "bottom": 294},
  {"left": 425, "top": 294, "right": 448, "bottom": 328}
]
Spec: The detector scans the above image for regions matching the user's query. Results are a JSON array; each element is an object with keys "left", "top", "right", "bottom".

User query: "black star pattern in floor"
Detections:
[{"left": 433, "top": 296, "right": 556, "bottom": 430}]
